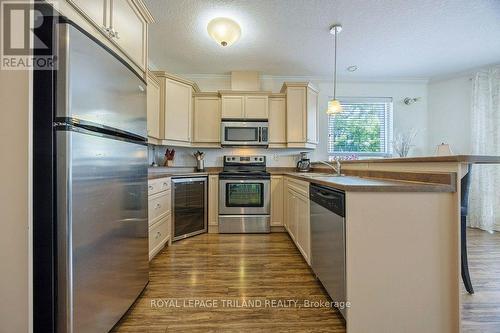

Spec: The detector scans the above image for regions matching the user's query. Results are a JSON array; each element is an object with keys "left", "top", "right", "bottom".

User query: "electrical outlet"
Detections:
[{"left": 272, "top": 154, "right": 279, "bottom": 161}]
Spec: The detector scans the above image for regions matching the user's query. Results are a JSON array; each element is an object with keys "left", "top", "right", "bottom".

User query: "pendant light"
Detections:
[{"left": 327, "top": 24, "right": 343, "bottom": 115}]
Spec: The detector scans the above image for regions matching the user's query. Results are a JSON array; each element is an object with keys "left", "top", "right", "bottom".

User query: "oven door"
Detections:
[
  {"left": 221, "top": 121, "right": 268, "bottom": 146},
  {"left": 219, "top": 179, "right": 270, "bottom": 215}
]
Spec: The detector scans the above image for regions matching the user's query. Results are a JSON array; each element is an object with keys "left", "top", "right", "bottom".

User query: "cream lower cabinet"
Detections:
[
  {"left": 284, "top": 177, "right": 311, "bottom": 265},
  {"left": 193, "top": 94, "right": 221, "bottom": 145},
  {"left": 148, "top": 177, "right": 171, "bottom": 260},
  {"left": 271, "top": 176, "right": 284, "bottom": 226},
  {"left": 208, "top": 175, "right": 219, "bottom": 232},
  {"left": 281, "top": 82, "right": 319, "bottom": 149},
  {"left": 147, "top": 71, "right": 161, "bottom": 140}
]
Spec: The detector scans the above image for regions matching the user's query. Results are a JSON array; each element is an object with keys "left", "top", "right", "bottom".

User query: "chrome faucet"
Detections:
[{"left": 314, "top": 160, "right": 342, "bottom": 176}]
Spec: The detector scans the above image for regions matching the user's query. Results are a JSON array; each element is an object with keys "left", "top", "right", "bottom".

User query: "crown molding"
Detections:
[{"left": 178, "top": 73, "right": 429, "bottom": 84}]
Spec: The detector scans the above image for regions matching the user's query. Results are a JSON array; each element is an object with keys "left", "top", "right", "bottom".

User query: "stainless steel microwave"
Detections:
[{"left": 220, "top": 121, "right": 269, "bottom": 147}]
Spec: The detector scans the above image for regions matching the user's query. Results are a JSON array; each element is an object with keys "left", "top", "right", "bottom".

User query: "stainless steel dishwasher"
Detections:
[
  {"left": 310, "top": 183, "right": 346, "bottom": 318},
  {"left": 171, "top": 177, "right": 208, "bottom": 241}
]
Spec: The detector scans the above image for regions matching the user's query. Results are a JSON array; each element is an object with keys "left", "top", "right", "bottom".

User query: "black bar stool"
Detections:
[{"left": 461, "top": 166, "right": 474, "bottom": 294}]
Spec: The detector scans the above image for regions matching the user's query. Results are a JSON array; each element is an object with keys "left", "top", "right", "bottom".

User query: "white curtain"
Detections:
[{"left": 469, "top": 65, "right": 500, "bottom": 232}]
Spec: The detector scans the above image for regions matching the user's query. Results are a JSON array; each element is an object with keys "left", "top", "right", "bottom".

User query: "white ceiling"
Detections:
[{"left": 145, "top": 0, "right": 500, "bottom": 80}]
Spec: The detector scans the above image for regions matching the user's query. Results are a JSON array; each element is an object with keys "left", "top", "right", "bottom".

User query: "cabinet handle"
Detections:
[
  {"left": 156, "top": 203, "right": 161, "bottom": 209},
  {"left": 148, "top": 185, "right": 154, "bottom": 190},
  {"left": 163, "top": 182, "right": 168, "bottom": 187},
  {"left": 113, "top": 29, "right": 120, "bottom": 39}
]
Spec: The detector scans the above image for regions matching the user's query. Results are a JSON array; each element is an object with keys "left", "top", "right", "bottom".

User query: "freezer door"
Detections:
[
  {"left": 57, "top": 129, "right": 148, "bottom": 333},
  {"left": 57, "top": 23, "right": 147, "bottom": 138}
]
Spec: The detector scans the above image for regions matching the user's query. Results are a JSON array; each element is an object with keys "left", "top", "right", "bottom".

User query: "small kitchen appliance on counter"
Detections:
[
  {"left": 219, "top": 156, "right": 271, "bottom": 233},
  {"left": 296, "top": 152, "right": 311, "bottom": 172}
]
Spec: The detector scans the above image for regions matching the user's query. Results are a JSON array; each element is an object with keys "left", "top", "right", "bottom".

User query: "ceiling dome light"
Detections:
[
  {"left": 347, "top": 65, "right": 358, "bottom": 72},
  {"left": 207, "top": 17, "right": 241, "bottom": 47}
]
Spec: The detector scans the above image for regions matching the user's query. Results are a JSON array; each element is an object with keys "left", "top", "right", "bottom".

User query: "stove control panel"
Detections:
[{"left": 223, "top": 155, "right": 266, "bottom": 165}]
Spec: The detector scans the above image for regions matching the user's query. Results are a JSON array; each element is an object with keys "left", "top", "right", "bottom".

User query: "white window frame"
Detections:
[{"left": 327, "top": 97, "right": 393, "bottom": 158}]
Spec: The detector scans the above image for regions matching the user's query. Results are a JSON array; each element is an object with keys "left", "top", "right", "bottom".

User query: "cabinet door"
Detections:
[
  {"left": 221, "top": 96, "right": 245, "bottom": 119},
  {"left": 193, "top": 97, "right": 221, "bottom": 143},
  {"left": 67, "top": 0, "right": 107, "bottom": 29},
  {"left": 286, "top": 87, "right": 306, "bottom": 143},
  {"left": 110, "top": 0, "right": 147, "bottom": 70},
  {"left": 164, "top": 79, "right": 192, "bottom": 142},
  {"left": 306, "top": 88, "right": 318, "bottom": 144},
  {"left": 286, "top": 189, "right": 296, "bottom": 239},
  {"left": 271, "top": 176, "right": 284, "bottom": 226},
  {"left": 208, "top": 175, "right": 219, "bottom": 227},
  {"left": 245, "top": 96, "right": 268, "bottom": 119},
  {"left": 269, "top": 98, "right": 286, "bottom": 144},
  {"left": 147, "top": 72, "right": 160, "bottom": 139},
  {"left": 296, "top": 192, "right": 311, "bottom": 264}
]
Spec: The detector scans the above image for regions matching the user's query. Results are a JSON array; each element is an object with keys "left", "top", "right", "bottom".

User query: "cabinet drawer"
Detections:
[
  {"left": 148, "top": 191, "right": 171, "bottom": 224},
  {"left": 148, "top": 177, "right": 171, "bottom": 195},
  {"left": 286, "top": 177, "right": 309, "bottom": 197},
  {"left": 149, "top": 217, "right": 169, "bottom": 260}
]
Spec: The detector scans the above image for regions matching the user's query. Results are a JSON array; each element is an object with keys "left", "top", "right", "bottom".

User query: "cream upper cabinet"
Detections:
[
  {"left": 193, "top": 95, "right": 221, "bottom": 143},
  {"left": 163, "top": 79, "right": 192, "bottom": 142},
  {"left": 67, "top": 0, "right": 107, "bottom": 28},
  {"left": 146, "top": 71, "right": 160, "bottom": 139},
  {"left": 244, "top": 95, "right": 268, "bottom": 119},
  {"left": 271, "top": 176, "right": 284, "bottom": 226},
  {"left": 66, "top": 0, "right": 153, "bottom": 74},
  {"left": 221, "top": 95, "right": 245, "bottom": 119},
  {"left": 306, "top": 88, "right": 319, "bottom": 144},
  {"left": 281, "top": 82, "right": 319, "bottom": 148},
  {"left": 268, "top": 96, "right": 286, "bottom": 145},
  {"left": 109, "top": 0, "right": 148, "bottom": 71},
  {"left": 221, "top": 93, "right": 270, "bottom": 119}
]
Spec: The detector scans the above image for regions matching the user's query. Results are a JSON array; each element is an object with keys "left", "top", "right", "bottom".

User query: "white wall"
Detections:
[
  {"left": 150, "top": 75, "right": 430, "bottom": 166},
  {"left": 427, "top": 75, "right": 472, "bottom": 154},
  {"left": 0, "top": 67, "right": 31, "bottom": 332}
]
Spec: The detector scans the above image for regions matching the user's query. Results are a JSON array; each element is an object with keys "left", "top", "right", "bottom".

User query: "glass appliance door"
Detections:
[
  {"left": 219, "top": 179, "right": 270, "bottom": 215},
  {"left": 172, "top": 178, "right": 207, "bottom": 241},
  {"left": 224, "top": 127, "right": 259, "bottom": 142},
  {"left": 226, "top": 183, "right": 264, "bottom": 207}
]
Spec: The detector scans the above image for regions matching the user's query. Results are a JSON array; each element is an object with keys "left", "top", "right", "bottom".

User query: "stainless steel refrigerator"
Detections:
[{"left": 33, "top": 10, "right": 148, "bottom": 332}]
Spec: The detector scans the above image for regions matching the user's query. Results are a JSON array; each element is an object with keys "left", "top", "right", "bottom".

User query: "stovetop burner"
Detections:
[{"left": 219, "top": 155, "right": 270, "bottom": 179}]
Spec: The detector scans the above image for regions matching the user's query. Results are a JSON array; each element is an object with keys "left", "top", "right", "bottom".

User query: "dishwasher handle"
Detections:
[{"left": 310, "top": 183, "right": 345, "bottom": 217}]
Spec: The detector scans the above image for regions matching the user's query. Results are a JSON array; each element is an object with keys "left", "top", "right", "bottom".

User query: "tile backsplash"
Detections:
[{"left": 148, "top": 145, "right": 308, "bottom": 168}]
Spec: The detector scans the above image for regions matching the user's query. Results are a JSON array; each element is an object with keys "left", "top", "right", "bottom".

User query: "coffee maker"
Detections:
[{"left": 296, "top": 152, "right": 311, "bottom": 172}]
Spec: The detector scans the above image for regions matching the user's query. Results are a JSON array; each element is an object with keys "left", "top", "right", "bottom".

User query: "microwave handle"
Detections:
[{"left": 258, "top": 127, "right": 262, "bottom": 142}]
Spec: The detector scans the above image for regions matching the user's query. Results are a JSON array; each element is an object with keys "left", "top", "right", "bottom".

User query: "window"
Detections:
[{"left": 328, "top": 97, "right": 393, "bottom": 157}]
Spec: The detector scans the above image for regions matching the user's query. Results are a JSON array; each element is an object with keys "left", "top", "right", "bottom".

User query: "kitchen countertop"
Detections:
[
  {"left": 149, "top": 167, "right": 455, "bottom": 192},
  {"left": 340, "top": 154, "right": 500, "bottom": 164},
  {"left": 148, "top": 167, "right": 220, "bottom": 180},
  {"left": 284, "top": 172, "right": 456, "bottom": 192}
]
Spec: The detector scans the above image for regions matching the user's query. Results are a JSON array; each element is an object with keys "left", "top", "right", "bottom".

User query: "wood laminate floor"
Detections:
[
  {"left": 113, "top": 228, "right": 500, "bottom": 332},
  {"left": 112, "top": 233, "right": 345, "bottom": 332},
  {"left": 462, "top": 228, "right": 500, "bottom": 333}
]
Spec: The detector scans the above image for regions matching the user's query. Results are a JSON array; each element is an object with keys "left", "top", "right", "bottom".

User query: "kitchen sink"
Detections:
[{"left": 289, "top": 172, "right": 343, "bottom": 178}]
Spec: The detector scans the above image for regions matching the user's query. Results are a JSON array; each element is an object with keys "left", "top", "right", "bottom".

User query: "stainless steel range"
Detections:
[{"left": 219, "top": 156, "right": 271, "bottom": 233}]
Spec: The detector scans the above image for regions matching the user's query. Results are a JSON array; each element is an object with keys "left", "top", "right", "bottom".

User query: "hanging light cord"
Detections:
[{"left": 333, "top": 27, "right": 337, "bottom": 100}]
